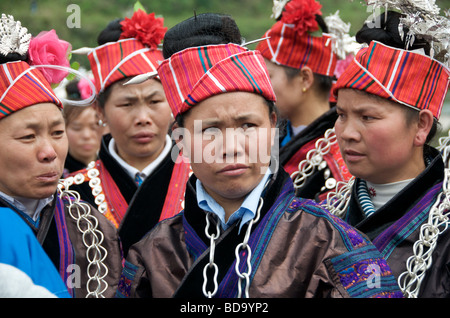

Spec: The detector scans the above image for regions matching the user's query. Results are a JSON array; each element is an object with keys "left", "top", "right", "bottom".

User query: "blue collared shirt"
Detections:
[{"left": 196, "top": 168, "right": 272, "bottom": 233}]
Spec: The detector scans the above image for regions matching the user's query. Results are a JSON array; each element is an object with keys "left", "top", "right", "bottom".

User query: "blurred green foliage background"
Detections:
[
  {"left": 1, "top": 0, "right": 449, "bottom": 129},
  {"left": 2, "top": 0, "right": 437, "bottom": 66}
]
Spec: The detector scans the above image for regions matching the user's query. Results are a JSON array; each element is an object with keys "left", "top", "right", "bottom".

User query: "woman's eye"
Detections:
[
  {"left": 20, "top": 134, "right": 35, "bottom": 140},
  {"left": 53, "top": 130, "right": 65, "bottom": 137},
  {"left": 242, "top": 123, "right": 256, "bottom": 130},
  {"left": 202, "top": 127, "right": 220, "bottom": 135}
]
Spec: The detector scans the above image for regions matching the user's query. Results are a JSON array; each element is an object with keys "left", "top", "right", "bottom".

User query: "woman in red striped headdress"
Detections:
[
  {"left": 324, "top": 6, "right": 450, "bottom": 297},
  {"left": 116, "top": 12, "right": 402, "bottom": 299},
  {"left": 66, "top": 7, "right": 191, "bottom": 258},
  {"left": 256, "top": 0, "right": 353, "bottom": 201},
  {"left": 0, "top": 14, "right": 122, "bottom": 298}
]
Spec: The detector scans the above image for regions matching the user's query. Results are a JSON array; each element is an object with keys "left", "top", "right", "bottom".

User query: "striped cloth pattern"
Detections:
[
  {"left": 357, "top": 179, "right": 376, "bottom": 218},
  {"left": 0, "top": 61, "right": 62, "bottom": 119},
  {"left": 256, "top": 21, "right": 337, "bottom": 77},
  {"left": 157, "top": 43, "right": 276, "bottom": 117},
  {"left": 333, "top": 41, "right": 450, "bottom": 119},
  {"left": 88, "top": 38, "right": 163, "bottom": 93}
]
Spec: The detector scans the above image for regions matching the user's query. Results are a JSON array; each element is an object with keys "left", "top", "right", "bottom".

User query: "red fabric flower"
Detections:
[
  {"left": 119, "top": 9, "right": 167, "bottom": 49},
  {"left": 281, "top": 0, "right": 322, "bottom": 35}
]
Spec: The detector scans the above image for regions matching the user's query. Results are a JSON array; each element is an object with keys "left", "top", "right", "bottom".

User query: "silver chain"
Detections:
[
  {"left": 234, "top": 197, "right": 263, "bottom": 298},
  {"left": 321, "top": 177, "right": 354, "bottom": 219},
  {"left": 202, "top": 212, "right": 221, "bottom": 298},
  {"left": 291, "top": 128, "right": 337, "bottom": 190},
  {"left": 323, "top": 129, "right": 450, "bottom": 298},
  {"left": 397, "top": 168, "right": 450, "bottom": 297},
  {"left": 58, "top": 178, "right": 109, "bottom": 298},
  {"left": 396, "top": 130, "right": 450, "bottom": 297},
  {"left": 201, "top": 195, "right": 265, "bottom": 298}
]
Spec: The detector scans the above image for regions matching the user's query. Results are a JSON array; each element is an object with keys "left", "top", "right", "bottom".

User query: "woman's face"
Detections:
[
  {"left": 335, "top": 89, "right": 425, "bottom": 184},
  {"left": 178, "top": 91, "right": 277, "bottom": 204},
  {"left": 0, "top": 103, "right": 68, "bottom": 199},
  {"left": 66, "top": 107, "right": 102, "bottom": 165},
  {"left": 264, "top": 58, "right": 301, "bottom": 119},
  {"left": 99, "top": 79, "right": 172, "bottom": 169}
]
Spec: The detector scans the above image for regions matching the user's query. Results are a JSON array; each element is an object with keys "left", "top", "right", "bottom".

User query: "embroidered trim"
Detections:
[
  {"left": 330, "top": 244, "right": 403, "bottom": 298},
  {"left": 116, "top": 260, "right": 139, "bottom": 298}
]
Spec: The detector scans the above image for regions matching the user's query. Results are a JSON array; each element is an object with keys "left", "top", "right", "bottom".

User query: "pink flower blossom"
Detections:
[
  {"left": 27, "top": 29, "right": 71, "bottom": 84},
  {"left": 334, "top": 54, "right": 354, "bottom": 79},
  {"left": 77, "top": 77, "right": 95, "bottom": 100}
]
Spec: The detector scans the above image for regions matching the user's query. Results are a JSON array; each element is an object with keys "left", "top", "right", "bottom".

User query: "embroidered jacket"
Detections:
[
  {"left": 0, "top": 193, "right": 123, "bottom": 298},
  {"left": 343, "top": 147, "right": 450, "bottom": 297},
  {"left": 67, "top": 134, "right": 190, "bottom": 257},
  {"left": 280, "top": 107, "right": 351, "bottom": 201},
  {"left": 116, "top": 168, "right": 402, "bottom": 298}
]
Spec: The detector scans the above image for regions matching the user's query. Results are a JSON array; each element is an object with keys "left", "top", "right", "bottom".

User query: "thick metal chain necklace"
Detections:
[
  {"left": 58, "top": 178, "right": 109, "bottom": 298},
  {"left": 321, "top": 131, "right": 450, "bottom": 298},
  {"left": 202, "top": 197, "right": 264, "bottom": 298}
]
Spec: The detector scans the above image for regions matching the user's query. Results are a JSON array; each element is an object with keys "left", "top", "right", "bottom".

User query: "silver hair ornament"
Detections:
[
  {"left": 0, "top": 14, "right": 32, "bottom": 57},
  {"left": 366, "top": 0, "right": 450, "bottom": 66}
]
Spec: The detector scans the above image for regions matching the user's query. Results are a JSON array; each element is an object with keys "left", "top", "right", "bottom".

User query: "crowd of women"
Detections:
[{"left": 0, "top": 0, "right": 449, "bottom": 300}]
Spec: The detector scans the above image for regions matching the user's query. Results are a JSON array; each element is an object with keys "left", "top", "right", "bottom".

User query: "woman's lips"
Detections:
[
  {"left": 132, "top": 132, "right": 155, "bottom": 143},
  {"left": 80, "top": 143, "right": 96, "bottom": 151},
  {"left": 344, "top": 149, "right": 365, "bottom": 162},
  {"left": 218, "top": 164, "right": 249, "bottom": 176},
  {"left": 36, "top": 172, "right": 59, "bottom": 183}
]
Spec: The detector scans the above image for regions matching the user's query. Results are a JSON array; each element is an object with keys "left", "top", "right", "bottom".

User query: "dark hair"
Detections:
[
  {"left": 279, "top": 12, "right": 332, "bottom": 101},
  {"left": 97, "top": 18, "right": 124, "bottom": 45},
  {"left": 95, "top": 18, "right": 127, "bottom": 107},
  {"left": 162, "top": 13, "right": 242, "bottom": 59},
  {"left": 65, "top": 80, "right": 81, "bottom": 100},
  {"left": 283, "top": 66, "right": 334, "bottom": 101},
  {"left": 0, "top": 52, "right": 28, "bottom": 64},
  {"left": 403, "top": 104, "right": 440, "bottom": 145},
  {"left": 164, "top": 13, "right": 279, "bottom": 127},
  {"left": 356, "top": 10, "right": 430, "bottom": 54}
]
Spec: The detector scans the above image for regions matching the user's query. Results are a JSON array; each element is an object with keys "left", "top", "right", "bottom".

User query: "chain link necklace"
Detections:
[
  {"left": 319, "top": 130, "right": 450, "bottom": 298},
  {"left": 58, "top": 176, "right": 109, "bottom": 298},
  {"left": 201, "top": 195, "right": 265, "bottom": 298}
]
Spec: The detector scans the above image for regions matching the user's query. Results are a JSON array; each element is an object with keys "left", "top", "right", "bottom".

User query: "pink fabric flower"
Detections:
[
  {"left": 334, "top": 54, "right": 354, "bottom": 79},
  {"left": 77, "top": 77, "right": 94, "bottom": 100},
  {"left": 27, "top": 29, "right": 71, "bottom": 84}
]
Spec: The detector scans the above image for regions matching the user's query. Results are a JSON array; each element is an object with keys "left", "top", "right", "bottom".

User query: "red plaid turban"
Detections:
[
  {"left": 256, "top": 21, "right": 337, "bottom": 77},
  {"left": 87, "top": 38, "right": 163, "bottom": 93},
  {"left": 333, "top": 41, "right": 450, "bottom": 119},
  {"left": 157, "top": 43, "right": 276, "bottom": 117},
  {"left": 0, "top": 61, "right": 62, "bottom": 119}
]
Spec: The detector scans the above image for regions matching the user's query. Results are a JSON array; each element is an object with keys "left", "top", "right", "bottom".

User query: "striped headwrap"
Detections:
[
  {"left": 333, "top": 41, "right": 450, "bottom": 119},
  {"left": 87, "top": 38, "right": 163, "bottom": 93},
  {"left": 0, "top": 61, "right": 62, "bottom": 119},
  {"left": 256, "top": 22, "right": 337, "bottom": 77},
  {"left": 157, "top": 43, "right": 276, "bottom": 117}
]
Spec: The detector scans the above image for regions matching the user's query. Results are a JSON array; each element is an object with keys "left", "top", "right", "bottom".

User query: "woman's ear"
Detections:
[
  {"left": 299, "top": 66, "right": 314, "bottom": 91},
  {"left": 414, "top": 110, "right": 434, "bottom": 147},
  {"left": 93, "top": 102, "right": 106, "bottom": 124}
]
